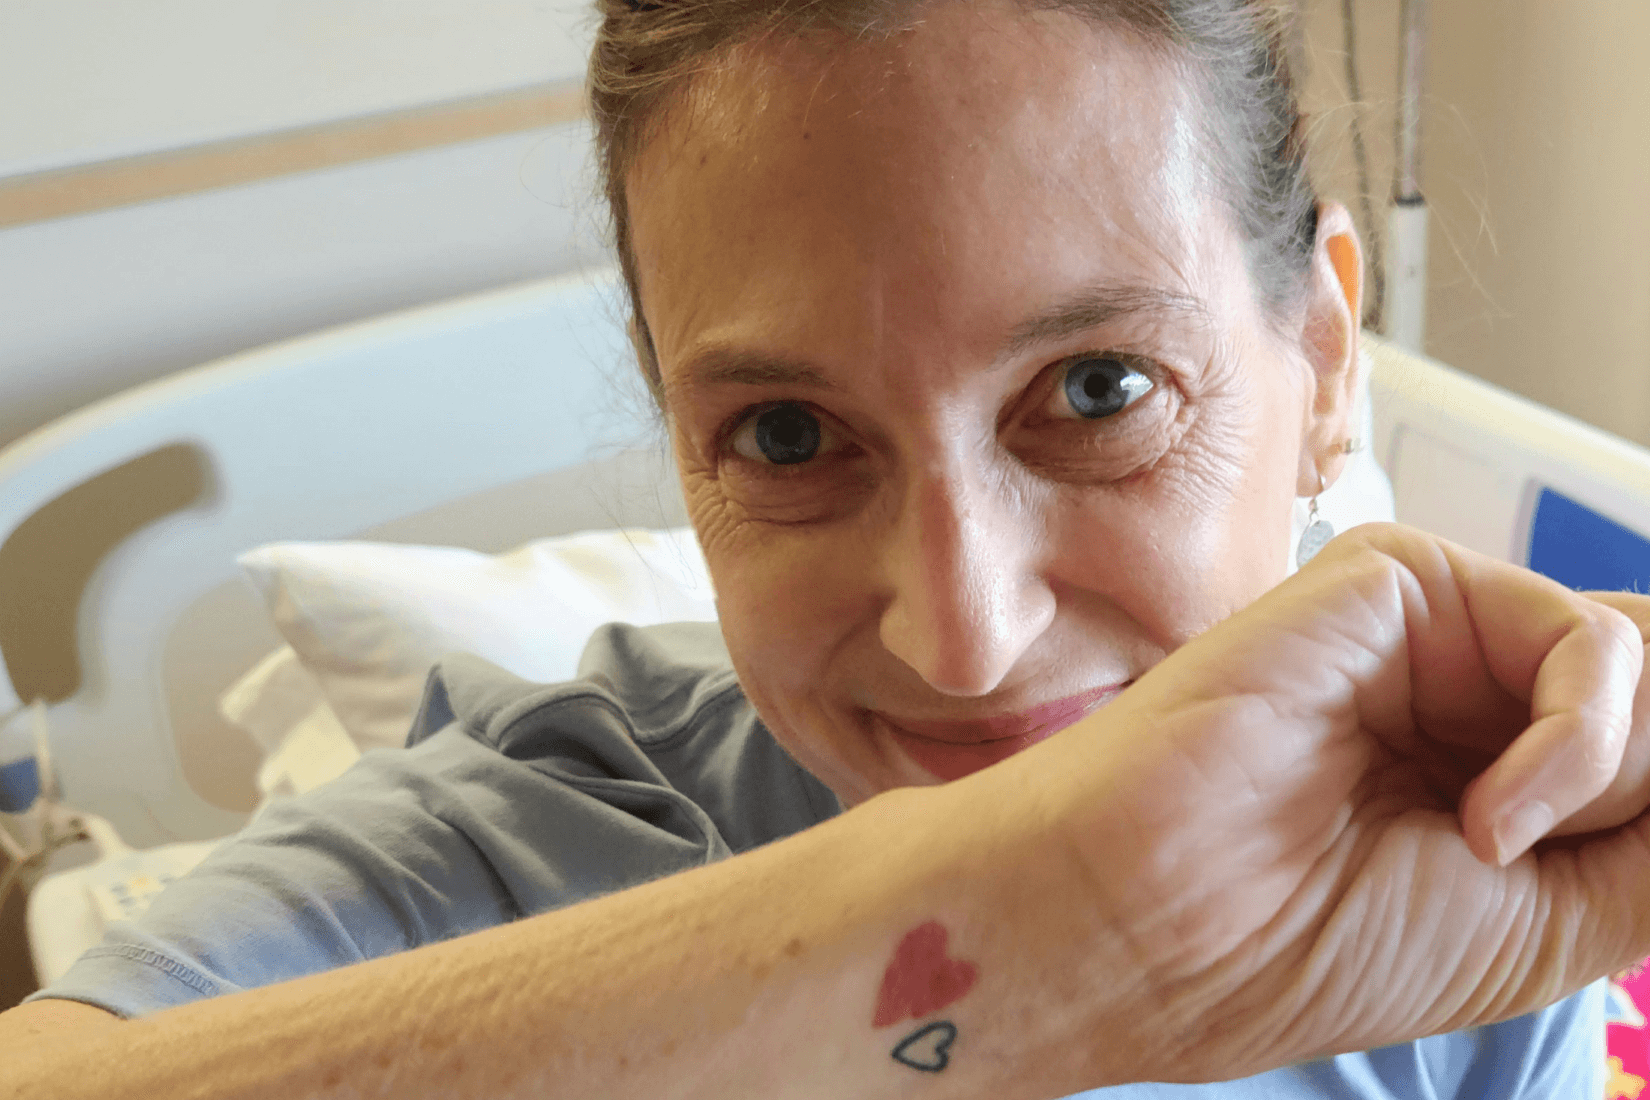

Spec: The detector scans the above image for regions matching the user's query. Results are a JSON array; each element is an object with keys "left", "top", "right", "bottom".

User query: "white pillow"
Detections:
[
  {"left": 218, "top": 646, "right": 334, "bottom": 757},
  {"left": 218, "top": 647, "right": 361, "bottom": 798},
  {"left": 235, "top": 527, "right": 718, "bottom": 752}
]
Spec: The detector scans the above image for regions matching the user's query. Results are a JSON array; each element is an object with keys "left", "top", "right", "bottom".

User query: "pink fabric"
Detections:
[{"left": 1607, "top": 962, "right": 1650, "bottom": 1098}]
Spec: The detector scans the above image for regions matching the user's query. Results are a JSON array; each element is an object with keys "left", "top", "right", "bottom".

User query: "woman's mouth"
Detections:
[{"left": 877, "top": 684, "right": 1127, "bottom": 782}]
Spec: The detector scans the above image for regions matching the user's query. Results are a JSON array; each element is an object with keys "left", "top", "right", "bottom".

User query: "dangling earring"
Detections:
[{"left": 1296, "top": 472, "right": 1335, "bottom": 567}]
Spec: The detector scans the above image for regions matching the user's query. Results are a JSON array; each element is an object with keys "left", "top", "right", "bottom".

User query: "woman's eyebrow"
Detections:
[
  {"left": 669, "top": 346, "right": 836, "bottom": 398},
  {"left": 1000, "top": 282, "right": 1213, "bottom": 359},
  {"left": 666, "top": 282, "right": 1209, "bottom": 398}
]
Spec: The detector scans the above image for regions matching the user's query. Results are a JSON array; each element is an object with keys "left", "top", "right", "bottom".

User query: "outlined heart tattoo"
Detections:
[
  {"left": 891, "top": 1021, "right": 959, "bottom": 1073},
  {"left": 873, "top": 921, "right": 978, "bottom": 1027}
]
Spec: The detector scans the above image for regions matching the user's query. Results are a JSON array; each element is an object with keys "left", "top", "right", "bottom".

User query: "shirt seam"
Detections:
[
  {"left": 77, "top": 943, "right": 222, "bottom": 998},
  {"left": 632, "top": 677, "right": 748, "bottom": 751},
  {"left": 485, "top": 675, "right": 747, "bottom": 754}
]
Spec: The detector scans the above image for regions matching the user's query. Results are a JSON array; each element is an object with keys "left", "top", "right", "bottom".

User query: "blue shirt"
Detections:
[{"left": 31, "top": 622, "right": 1605, "bottom": 1097}]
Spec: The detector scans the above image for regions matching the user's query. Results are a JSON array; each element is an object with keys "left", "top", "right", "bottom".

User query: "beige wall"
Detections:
[{"left": 1299, "top": 0, "right": 1650, "bottom": 447}]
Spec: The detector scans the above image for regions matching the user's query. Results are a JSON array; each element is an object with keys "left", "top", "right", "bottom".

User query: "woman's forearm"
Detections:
[
  {"left": 1, "top": 781, "right": 1138, "bottom": 1100},
  {"left": 14, "top": 531, "right": 1650, "bottom": 1098}
]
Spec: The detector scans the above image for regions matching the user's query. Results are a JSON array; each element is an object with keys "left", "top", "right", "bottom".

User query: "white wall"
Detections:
[
  {"left": 0, "top": 121, "right": 608, "bottom": 449},
  {"left": 0, "top": 0, "right": 607, "bottom": 452},
  {"left": 0, "top": 0, "right": 593, "bottom": 175},
  {"left": 11, "top": 2, "right": 1649, "bottom": 452},
  {"left": 1300, "top": 0, "right": 1650, "bottom": 448}
]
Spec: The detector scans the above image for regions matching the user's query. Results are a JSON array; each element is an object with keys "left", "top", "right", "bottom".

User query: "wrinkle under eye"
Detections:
[{"left": 1062, "top": 357, "right": 1153, "bottom": 420}]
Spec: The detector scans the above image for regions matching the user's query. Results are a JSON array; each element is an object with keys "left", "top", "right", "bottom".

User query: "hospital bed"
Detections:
[{"left": 2, "top": 267, "right": 1648, "bottom": 989}]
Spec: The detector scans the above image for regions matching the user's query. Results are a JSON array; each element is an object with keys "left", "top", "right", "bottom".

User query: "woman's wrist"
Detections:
[
  {"left": 818, "top": 773, "right": 1157, "bottom": 1095},
  {"left": 523, "top": 775, "right": 1150, "bottom": 1099}
]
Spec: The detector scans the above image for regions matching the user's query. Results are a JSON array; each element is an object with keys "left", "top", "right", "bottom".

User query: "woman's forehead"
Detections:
[{"left": 628, "top": 2, "right": 1241, "bottom": 387}]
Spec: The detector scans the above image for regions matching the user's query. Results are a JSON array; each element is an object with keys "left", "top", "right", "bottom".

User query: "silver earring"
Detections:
[{"left": 1296, "top": 472, "right": 1335, "bottom": 567}]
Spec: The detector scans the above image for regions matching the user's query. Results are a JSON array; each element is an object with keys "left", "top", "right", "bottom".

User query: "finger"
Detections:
[
  {"left": 1550, "top": 593, "right": 1650, "bottom": 837},
  {"left": 1583, "top": 591, "right": 1650, "bottom": 632},
  {"left": 1437, "top": 549, "right": 1644, "bottom": 865},
  {"left": 1332, "top": 529, "right": 1642, "bottom": 865}
]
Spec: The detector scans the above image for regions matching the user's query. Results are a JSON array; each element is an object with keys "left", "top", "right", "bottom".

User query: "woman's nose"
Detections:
[{"left": 877, "top": 467, "right": 1056, "bottom": 696}]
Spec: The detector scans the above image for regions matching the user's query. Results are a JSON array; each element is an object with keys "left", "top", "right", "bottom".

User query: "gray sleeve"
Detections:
[{"left": 29, "top": 707, "right": 731, "bottom": 1019}]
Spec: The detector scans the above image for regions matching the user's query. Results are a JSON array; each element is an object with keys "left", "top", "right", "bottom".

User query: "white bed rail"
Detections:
[
  {"left": 1367, "top": 337, "right": 1650, "bottom": 588},
  {"left": 0, "top": 267, "right": 661, "bottom": 846}
]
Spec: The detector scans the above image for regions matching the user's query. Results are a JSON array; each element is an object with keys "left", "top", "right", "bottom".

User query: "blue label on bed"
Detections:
[
  {"left": 1526, "top": 487, "right": 1650, "bottom": 593},
  {"left": 0, "top": 755, "right": 39, "bottom": 814}
]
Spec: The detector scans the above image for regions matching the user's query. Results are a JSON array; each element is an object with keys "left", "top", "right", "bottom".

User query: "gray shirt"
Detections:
[{"left": 32, "top": 622, "right": 1604, "bottom": 1098}]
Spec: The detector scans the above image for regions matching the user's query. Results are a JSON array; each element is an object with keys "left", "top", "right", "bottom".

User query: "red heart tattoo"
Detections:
[{"left": 873, "top": 921, "right": 979, "bottom": 1027}]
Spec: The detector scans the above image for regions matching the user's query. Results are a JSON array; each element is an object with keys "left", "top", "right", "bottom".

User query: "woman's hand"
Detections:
[{"left": 1023, "top": 523, "right": 1650, "bottom": 1083}]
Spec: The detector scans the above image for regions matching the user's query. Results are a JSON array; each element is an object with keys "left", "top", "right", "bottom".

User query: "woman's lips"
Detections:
[{"left": 880, "top": 684, "right": 1126, "bottom": 782}]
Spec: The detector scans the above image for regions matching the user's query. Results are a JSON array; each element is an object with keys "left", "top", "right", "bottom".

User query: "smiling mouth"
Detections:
[{"left": 877, "top": 683, "right": 1127, "bottom": 781}]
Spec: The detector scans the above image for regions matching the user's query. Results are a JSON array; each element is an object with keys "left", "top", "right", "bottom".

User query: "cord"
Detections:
[
  {"left": 0, "top": 820, "right": 89, "bottom": 917},
  {"left": 1340, "top": 0, "right": 1386, "bottom": 332},
  {"left": 0, "top": 699, "right": 93, "bottom": 915},
  {"left": 0, "top": 814, "right": 27, "bottom": 865}
]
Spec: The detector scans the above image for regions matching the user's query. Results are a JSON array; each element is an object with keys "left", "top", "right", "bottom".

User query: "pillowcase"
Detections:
[
  {"left": 235, "top": 527, "right": 717, "bottom": 752},
  {"left": 217, "top": 646, "right": 361, "bottom": 798}
]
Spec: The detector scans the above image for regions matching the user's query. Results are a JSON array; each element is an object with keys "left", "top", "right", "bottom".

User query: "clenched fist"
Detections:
[{"left": 1011, "top": 523, "right": 1650, "bottom": 1083}]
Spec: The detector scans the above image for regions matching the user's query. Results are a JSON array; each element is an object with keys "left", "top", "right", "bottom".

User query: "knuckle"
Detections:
[
  {"left": 1585, "top": 603, "right": 1646, "bottom": 674},
  {"left": 1575, "top": 733, "right": 1622, "bottom": 794}
]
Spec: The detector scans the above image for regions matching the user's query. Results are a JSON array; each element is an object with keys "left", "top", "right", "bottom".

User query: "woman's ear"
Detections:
[{"left": 1296, "top": 201, "right": 1364, "bottom": 498}]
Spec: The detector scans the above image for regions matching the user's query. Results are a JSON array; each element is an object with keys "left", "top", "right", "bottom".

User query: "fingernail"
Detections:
[{"left": 1494, "top": 799, "right": 1554, "bottom": 866}]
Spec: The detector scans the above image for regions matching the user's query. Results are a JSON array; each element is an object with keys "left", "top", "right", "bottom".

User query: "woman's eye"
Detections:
[
  {"left": 1057, "top": 356, "right": 1153, "bottom": 420},
  {"left": 730, "top": 403, "right": 825, "bottom": 465}
]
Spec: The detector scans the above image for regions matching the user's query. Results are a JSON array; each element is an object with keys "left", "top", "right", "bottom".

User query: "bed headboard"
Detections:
[
  {"left": 1366, "top": 336, "right": 1650, "bottom": 593},
  {"left": 0, "top": 267, "right": 687, "bottom": 847}
]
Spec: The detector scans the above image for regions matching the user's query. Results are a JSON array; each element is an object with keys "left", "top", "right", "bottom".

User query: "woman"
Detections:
[{"left": 6, "top": 0, "right": 1650, "bottom": 1096}]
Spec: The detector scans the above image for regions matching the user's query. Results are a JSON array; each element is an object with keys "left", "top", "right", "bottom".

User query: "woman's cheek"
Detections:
[
  {"left": 1144, "top": 428, "right": 1296, "bottom": 626},
  {"left": 1046, "top": 434, "right": 1276, "bottom": 652},
  {"left": 710, "top": 529, "right": 870, "bottom": 701}
]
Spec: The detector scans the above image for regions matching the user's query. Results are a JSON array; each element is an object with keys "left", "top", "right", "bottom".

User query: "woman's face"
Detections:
[{"left": 628, "top": 3, "right": 1359, "bottom": 805}]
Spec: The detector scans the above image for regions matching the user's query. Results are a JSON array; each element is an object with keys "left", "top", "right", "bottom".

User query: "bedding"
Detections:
[
  {"left": 230, "top": 526, "right": 716, "bottom": 754},
  {"left": 30, "top": 529, "right": 718, "bottom": 982},
  {"left": 218, "top": 648, "right": 359, "bottom": 800}
]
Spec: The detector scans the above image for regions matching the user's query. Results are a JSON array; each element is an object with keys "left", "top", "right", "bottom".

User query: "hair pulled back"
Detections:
[{"left": 589, "top": 0, "right": 1318, "bottom": 400}]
